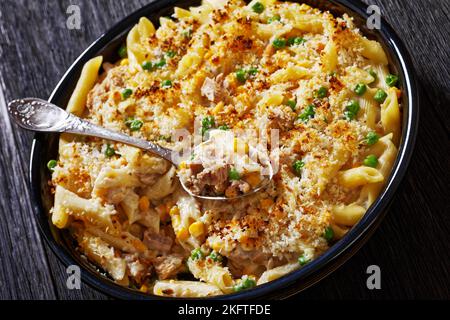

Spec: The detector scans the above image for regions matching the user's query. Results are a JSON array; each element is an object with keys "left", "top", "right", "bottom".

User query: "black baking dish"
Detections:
[{"left": 29, "top": 0, "right": 418, "bottom": 299}]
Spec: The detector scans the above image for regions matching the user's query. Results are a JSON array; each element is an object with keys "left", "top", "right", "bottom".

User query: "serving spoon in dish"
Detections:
[{"left": 8, "top": 98, "right": 273, "bottom": 201}]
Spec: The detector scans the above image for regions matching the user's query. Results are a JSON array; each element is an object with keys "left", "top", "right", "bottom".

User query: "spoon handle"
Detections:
[
  {"left": 64, "top": 114, "right": 174, "bottom": 163},
  {"left": 8, "top": 98, "right": 174, "bottom": 163}
]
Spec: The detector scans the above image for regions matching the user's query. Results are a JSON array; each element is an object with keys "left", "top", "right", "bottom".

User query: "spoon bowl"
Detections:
[{"left": 8, "top": 98, "right": 70, "bottom": 132}]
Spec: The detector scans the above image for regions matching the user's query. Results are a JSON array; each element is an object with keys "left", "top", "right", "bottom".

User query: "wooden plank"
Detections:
[{"left": 0, "top": 83, "right": 57, "bottom": 299}]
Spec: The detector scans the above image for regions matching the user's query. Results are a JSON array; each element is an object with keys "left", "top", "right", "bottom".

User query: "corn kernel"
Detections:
[
  {"left": 120, "top": 58, "right": 129, "bottom": 66},
  {"left": 212, "top": 241, "right": 222, "bottom": 252},
  {"left": 245, "top": 172, "right": 261, "bottom": 187},
  {"left": 169, "top": 206, "right": 180, "bottom": 216},
  {"left": 212, "top": 101, "right": 224, "bottom": 115},
  {"left": 139, "top": 284, "right": 148, "bottom": 293},
  {"left": 177, "top": 228, "right": 189, "bottom": 241},
  {"left": 188, "top": 221, "right": 205, "bottom": 237},
  {"left": 138, "top": 196, "right": 150, "bottom": 211},
  {"left": 179, "top": 161, "right": 187, "bottom": 169},
  {"left": 222, "top": 273, "right": 233, "bottom": 287}
]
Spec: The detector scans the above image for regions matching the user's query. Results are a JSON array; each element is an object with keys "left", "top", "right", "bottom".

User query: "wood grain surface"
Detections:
[{"left": 0, "top": 0, "right": 448, "bottom": 300}]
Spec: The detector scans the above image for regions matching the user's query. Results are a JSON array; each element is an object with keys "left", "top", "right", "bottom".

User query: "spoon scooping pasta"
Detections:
[{"left": 8, "top": 97, "right": 273, "bottom": 200}]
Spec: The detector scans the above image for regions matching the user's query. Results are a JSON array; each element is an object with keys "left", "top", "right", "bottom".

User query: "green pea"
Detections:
[
  {"left": 201, "top": 116, "right": 215, "bottom": 136},
  {"left": 236, "top": 69, "right": 247, "bottom": 83},
  {"left": 129, "top": 119, "right": 143, "bottom": 131},
  {"left": 374, "top": 89, "right": 387, "bottom": 103},
  {"left": 316, "top": 86, "right": 328, "bottom": 98},
  {"left": 292, "top": 160, "right": 305, "bottom": 176},
  {"left": 154, "top": 59, "right": 166, "bottom": 68},
  {"left": 298, "top": 255, "right": 310, "bottom": 266},
  {"left": 346, "top": 100, "right": 360, "bottom": 114},
  {"left": 354, "top": 83, "right": 367, "bottom": 96},
  {"left": 233, "top": 276, "right": 256, "bottom": 292},
  {"left": 118, "top": 44, "right": 127, "bottom": 59},
  {"left": 208, "top": 251, "right": 223, "bottom": 263},
  {"left": 365, "top": 132, "right": 379, "bottom": 146},
  {"left": 47, "top": 160, "right": 57, "bottom": 171},
  {"left": 344, "top": 100, "right": 360, "bottom": 120},
  {"left": 363, "top": 154, "right": 378, "bottom": 167},
  {"left": 121, "top": 88, "right": 132, "bottom": 100},
  {"left": 161, "top": 80, "right": 172, "bottom": 88},
  {"left": 288, "top": 37, "right": 306, "bottom": 46},
  {"left": 298, "top": 104, "right": 315, "bottom": 123},
  {"left": 105, "top": 144, "right": 115, "bottom": 157},
  {"left": 386, "top": 74, "right": 398, "bottom": 87},
  {"left": 218, "top": 124, "right": 229, "bottom": 130},
  {"left": 142, "top": 61, "right": 154, "bottom": 71},
  {"left": 267, "top": 15, "right": 281, "bottom": 23},
  {"left": 166, "top": 51, "right": 176, "bottom": 58},
  {"left": 272, "top": 38, "right": 287, "bottom": 49},
  {"left": 191, "top": 248, "right": 204, "bottom": 260},
  {"left": 323, "top": 226, "right": 334, "bottom": 242},
  {"left": 228, "top": 168, "right": 240, "bottom": 181},
  {"left": 251, "top": 2, "right": 265, "bottom": 13},
  {"left": 286, "top": 99, "right": 296, "bottom": 110},
  {"left": 247, "top": 67, "right": 258, "bottom": 76}
]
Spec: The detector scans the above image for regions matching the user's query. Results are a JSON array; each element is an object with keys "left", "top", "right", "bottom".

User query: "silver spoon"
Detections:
[{"left": 8, "top": 98, "right": 273, "bottom": 200}]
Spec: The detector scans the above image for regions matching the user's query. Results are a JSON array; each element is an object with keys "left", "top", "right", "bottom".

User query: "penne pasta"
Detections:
[
  {"left": 381, "top": 88, "right": 401, "bottom": 145},
  {"left": 332, "top": 203, "right": 366, "bottom": 226},
  {"left": 257, "top": 263, "right": 299, "bottom": 285},
  {"left": 66, "top": 56, "right": 103, "bottom": 116},
  {"left": 154, "top": 280, "right": 222, "bottom": 297},
  {"left": 52, "top": 185, "right": 115, "bottom": 229},
  {"left": 338, "top": 166, "right": 384, "bottom": 188}
]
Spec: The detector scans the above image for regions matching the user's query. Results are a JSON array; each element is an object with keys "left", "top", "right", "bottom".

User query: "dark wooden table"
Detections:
[{"left": 0, "top": 0, "right": 448, "bottom": 300}]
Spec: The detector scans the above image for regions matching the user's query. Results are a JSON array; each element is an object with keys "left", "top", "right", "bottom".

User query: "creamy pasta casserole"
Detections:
[{"left": 49, "top": 0, "right": 401, "bottom": 297}]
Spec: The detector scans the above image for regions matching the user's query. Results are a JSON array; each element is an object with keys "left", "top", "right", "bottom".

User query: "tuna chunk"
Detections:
[
  {"left": 200, "top": 74, "right": 226, "bottom": 103},
  {"left": 268, "top": 106, "right": 294, "bottom": 131},
  {"left": 194, "top": 164, "right": 230, "bottom": 195},
  {"left": 201, "top": 77, "right": 218, "bottom": 102},
  {"left": 143, "top": 230, "right": 173, "bottom": 254},
  {"left": 152, "top": 254, "right": 184, "bottom": 280},
  {"left": 225, "top": 180, "right": 251, "bottom": 198}
]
